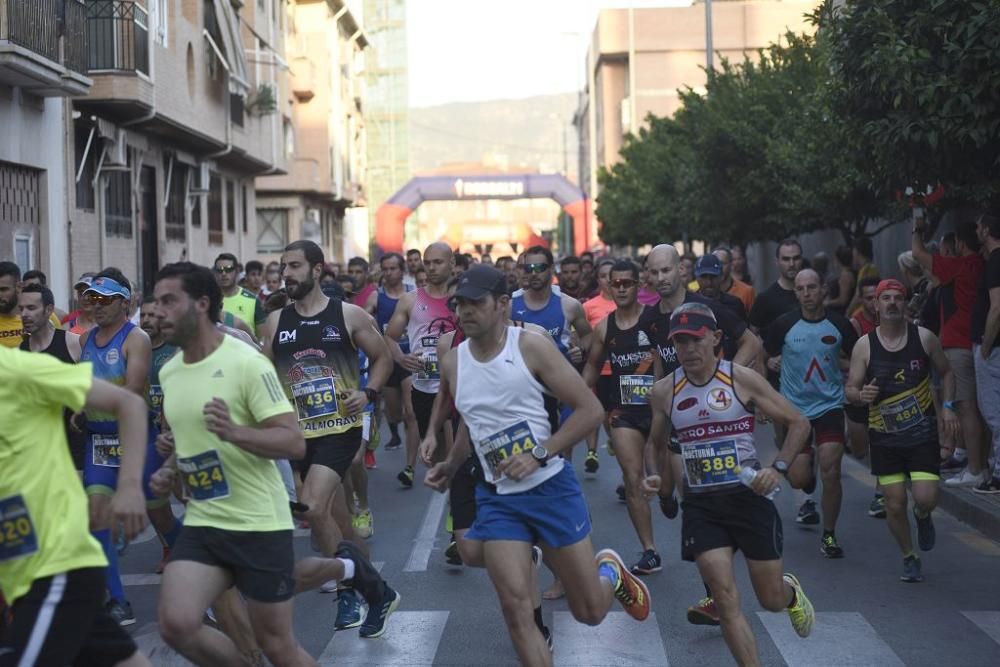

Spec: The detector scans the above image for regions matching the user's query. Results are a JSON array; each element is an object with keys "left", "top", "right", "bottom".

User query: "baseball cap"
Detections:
[
  {"left": 453, "top": 265, "right": 507, "bottom": 301},
  {"left": 875, "top": 278, "right": 906, "bottom": 299},
  {"left": 668, "top": 302, "right": 718, "bottom": 339},
  {"left": 84, "top": 276, "right": 131, "bottom": 300},
  {"left": 694, "top": 254, "right": 723, "bottom": 277}
]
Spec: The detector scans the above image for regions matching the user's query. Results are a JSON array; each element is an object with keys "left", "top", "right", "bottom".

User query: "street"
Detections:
[{"left": 121, "top": 425, "right": 1000, "bottom": 666}]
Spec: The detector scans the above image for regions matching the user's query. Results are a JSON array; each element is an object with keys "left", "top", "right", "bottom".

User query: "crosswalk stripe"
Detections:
[
  {"left": 757, "top": 611, "right": 905, "bottom": 666},
  {"left": 404, "top": 492, "right": 448, "bottom": 572},
  {"left": 317, "top": 610, "right": 449, "bottom": 666},
  {"left": 961, "top": 611, "right": 1000, "bottom": 645},
  {"left": 553, "top": 611, "right": 669, "bottom": 666}
]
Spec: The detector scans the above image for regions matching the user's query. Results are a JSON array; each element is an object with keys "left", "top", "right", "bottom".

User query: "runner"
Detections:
[
  {"left": 764, "top": 269, "right": 857, "bottom": 558},
  {"left": 581, "top": 259, "right": 618, "bottom": 473},
  {"left": 845, "top": 279, "right": 959, "bottom": 582},
  {"left": 384, "top": 242, "right": 458, "bottom": 487},
  {"left": 849, "top": 276, "right": 883, "bottom": 518},
  {"left": 152, "top": 262, "right": 398, "bottom": 667},
  {"left": 643, "top": 302, "right": 816, "bottom": 665},
  {"left": 423, "top": 265, "right": 651, "bottom": 667},
  {"left": 584, "top": 260, "right": 663, "bottom": 575},
  {"left": 695, "top": 255, "right": 748, "bottom": 321},
  {"left": 0, "top": 346, "right": 150, "bottom": 667},
  {"left": 0, "top": 262, "right": 61, "bottom": 348},
  {"left": 713, "top": 247, "right": 756, "bottom": 315},
  {"left": 214, "top": 253, "right": 266, "bottom": 338},
  {"left": 79, "top": 270, "right": 155, "bottom": 626}
]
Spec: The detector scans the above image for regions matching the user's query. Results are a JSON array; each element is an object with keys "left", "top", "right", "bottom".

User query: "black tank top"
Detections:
[
  {"left": 272, "top": 298, "right": 361, "bottom": 437},
  {"left": 20, "top": 328, "right": 74, "bottom": 363},
  {"left": 606, "top": 307, "right": 655, "bottom": 412},
  {"left": 865, "top": 324, "right": 935, "bottom": 447}
]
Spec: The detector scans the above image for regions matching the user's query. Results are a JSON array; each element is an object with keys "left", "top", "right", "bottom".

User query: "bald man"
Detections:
[
  {"left": 763, "top": 269, "right": 857, "bottom": 557},
  {"left": 384, "top": 242, "right": 458, "bottom": 487}
]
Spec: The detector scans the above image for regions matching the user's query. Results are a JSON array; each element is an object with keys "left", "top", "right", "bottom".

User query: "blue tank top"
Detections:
[
  {"left": 148, "top": 343, "right": 179, "bottom": 419},
  {"left": 81, "top": 321, "right": 136, "bottom": 433},
  {"left": 376, "top": 287, "right": 412, "bottom": 353},
  {"left": 511, "top": 291, "right": 571, "bottom": 358}
]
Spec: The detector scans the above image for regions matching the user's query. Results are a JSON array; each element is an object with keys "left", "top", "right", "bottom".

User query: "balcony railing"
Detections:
[
  {"left": 87, "top": 0, "right": 148, "bottom": 75},
  {"left": 63, "top": 0, "right": 87, "bottom": 75},
  {"left": 0, "top": 0, "right": 88, "bottom": 74}
]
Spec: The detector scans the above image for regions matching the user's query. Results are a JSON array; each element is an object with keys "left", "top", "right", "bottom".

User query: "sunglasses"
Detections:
[
  {"left": 524, "top": 262, "right": 549, "bottom": 274},
  {"left": 86, "top": 293, "right": 120, "bottom": 306},
  {"left": 213, "top": 266, "right": 237, "bottom": 274},
  {"left": 611, "top": 279, "right": 637, "bottom": 289}
]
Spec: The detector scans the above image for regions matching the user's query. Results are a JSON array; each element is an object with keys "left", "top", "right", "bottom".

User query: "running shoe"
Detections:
[
  {"left": 973, "top": 477, "right": 1000, "bottom": 494},
  {"left": 155, "top": 546, "right": 170, "bottom": 574},
  {"left": 913, "top": 508, "right": 936, "bottom": 551},
  {"left": 364, "top": 450, "right": 377, "bottom": 469},
  {"left": 820, "top": 533, "right": 844, "bottom": 559},
  {"left": 944, "top": 469, "right": 987, "bottom": 487},
  {"left": 616, "top": 484, "right": 626, "bottom": 503},
  {"left": 353, "top": 509, "right": 374, "bottom": 539},
  {"left": 334, "top": 588, "right": 365, "bottom": 630},
  {"left": 595, "top": 548, "right": 651, "bottom": 621},
  {"left": 445, "top": 539, "right": 462, "bottom": 566},
  {"left": 796, "top": 499, "right": 820, "bottom": 525},
  {"left": 900, "top": 554, "right": 923, "bottom": 583},
  {"left": 659, "top": 494, "right": 679, "bottom": 519},
  {"left": 686, "top": 597, "right": 720, "bottom": 626},
  {"left": 319, "top": 580, "right": 339, "bottom": 594},
  {"left": 385, "top": 434, "right": 403, "bottom": 451},
  {"left": 939, "top": 454, "right": 966, "bottom": 473},
  {"left": 584, "top": 450, "right": 600, "bottom": 473},
  {"left": 397, "top": 465, "right": 414, "bottom": 488},
  {"left": 107, "top": 599, "right": 136, "bottom": 627},
  {"left": 359, "top": 585, "right": 401, "bottom": 639},
  {"left": 629, "top": 549, "right": 662, "bottom": 575},
  {"left": 868, "top": 494, "right": 886, "bottom": 519},
  {"left": 783, "top": 573, "right": 814, "bottom": 638}
]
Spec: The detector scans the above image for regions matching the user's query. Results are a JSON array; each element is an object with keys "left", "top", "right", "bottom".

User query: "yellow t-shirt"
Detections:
[
  {"left": 160, "top": 335, "right": 294, "bottom": 532},
  {"left": 0, "top": 348, "right": 106, "bottom": 603},
  {"left": 223, "top": 289, "right": 265, "bottom": 337},
  {"left": 0, "top": 312, "right": 64, "bottom": 348}
]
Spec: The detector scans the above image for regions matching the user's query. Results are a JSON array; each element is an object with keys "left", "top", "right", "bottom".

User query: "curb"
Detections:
[{"left": 937, "top": 484, "right": 1000, "bottom": 543}]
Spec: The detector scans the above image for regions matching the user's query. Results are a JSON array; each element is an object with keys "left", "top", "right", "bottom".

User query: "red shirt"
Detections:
[
  {"left": 932, "top": 253, "right": 984, "bottom": 349},
  {"left": 851, "top": 310, "right": 877, "bottom": 336},
  {"left": 352, "top": 283, "right": 376, "bottom": 309}
]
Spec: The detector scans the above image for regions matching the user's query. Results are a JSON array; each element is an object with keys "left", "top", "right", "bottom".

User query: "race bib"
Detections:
[
  {"left": 478, "top": 421, "right": 539, "bottom": 484},
  {"left": 418, "top": 352, "right": 440, "bottom": 380},
  {"left": 148, "top": 385, "right": 164, "bottom": 413},
  {"left": 178, "top": 450, "right": 230, "bottom": 501},
  {"left": 292, "top": 376, "right": 338, "bottom": 421},
  {"left": 682, "top": 439, "right": 741, "bottom": 488},
  {"left": 0, "top": 495, "right": 38, "bottom": 562},
  {"left": 878, "top": 395, "right": 924, "bottom": 433},
  {"left": 92, "top": 434, "right": 122, "bottom": 468},
  {"left": 619, "top": 375, "right": 654, "bottom": 406}
]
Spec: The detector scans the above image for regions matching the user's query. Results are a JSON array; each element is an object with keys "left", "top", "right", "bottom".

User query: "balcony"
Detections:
[{"left": 0, "top": 0, "right": 91, "bottom": 96}]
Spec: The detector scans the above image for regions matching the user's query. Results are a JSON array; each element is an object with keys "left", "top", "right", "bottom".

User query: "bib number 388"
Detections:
[
  {"left": 0, "top": 494, "right": 38, "bottom": 562},
  {"left": 682, "top": 439, "right": 741, "bottom": 488},
  {"left": 178, "top": 450, "right": 230, "bottom": 501}
]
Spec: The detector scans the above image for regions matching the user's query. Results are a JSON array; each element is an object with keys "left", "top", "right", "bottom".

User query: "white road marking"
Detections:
[
  {"left": 403, "top": 492, "right": 448, "bottom": 572},
  {"left": 318, "top": 610, "right": 448, "bottom": 666},
  {"left": 962, "top": 611, "right": 1000, "bottom": 646},
  {"left": 757, "top": 611, "right": 905, "bottom": 666},
  {"left": 553, "top": 611, "right": 669, "bottom": 666}
]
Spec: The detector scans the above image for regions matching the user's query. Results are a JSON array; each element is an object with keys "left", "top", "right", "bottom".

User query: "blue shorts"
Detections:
[
  {"left": 84, "top": 428, "right": 167, "bottom": 507},
  {"left": 465, "top": 465, "right": 591, "bottom": 548}
]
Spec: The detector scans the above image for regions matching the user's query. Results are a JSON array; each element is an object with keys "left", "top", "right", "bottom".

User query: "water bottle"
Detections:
[{"left": 737, "top": 466, "right": 780, "bottom": 501}]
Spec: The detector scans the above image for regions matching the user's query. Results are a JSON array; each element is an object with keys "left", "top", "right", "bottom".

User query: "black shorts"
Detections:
[
  {"left": 301, "top": 429, "right": 363, "bottom": 479},
  {"left": 609, "top": 409, "right": 652, "bottom": 437},
  {"left": 681, "top": 489, "right": 783, "bottom": 562},
  {"left": 450, "top": 456, "right": 479, "bottom": 532},
  {"left": 810, "top": 408, "right": 845, "bottom": 447},
  {"left": 412, "top": 388, "right": 437, "bottom": 439},
  {"left": 386, "top": 363, "right": 411, "bottom": 389},
  {"left": 844, "top": 403, "right": 868, "bottom": 424},
  {"left": 870, "top": 439, "right": 940, "bottom": 479},
  {"left": 0, "top": 568, "right": 137, "bottom": 667},
  {"left": 170, "top": 526, "right": 295, "bottom": 603},
  {"left": 596, "top": 375, "right": 615, "bottom": 408}
]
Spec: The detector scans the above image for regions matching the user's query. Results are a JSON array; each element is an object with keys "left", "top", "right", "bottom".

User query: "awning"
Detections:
[{"left": 210, "top": 0, "right": 250, "bottom": 95}]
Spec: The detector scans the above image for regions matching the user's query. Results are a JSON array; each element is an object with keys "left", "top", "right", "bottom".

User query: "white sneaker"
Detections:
[
  {"left": 320, "top": 579, "right": 340, "bottom": 593},
  {"left": 944, "top": 469, "right": 987, "bottom": 487}
]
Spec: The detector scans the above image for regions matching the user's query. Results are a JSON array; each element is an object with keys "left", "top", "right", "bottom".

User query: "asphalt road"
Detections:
[{"left": 120, "top": 423, "right": 1000, "bottom": 666}]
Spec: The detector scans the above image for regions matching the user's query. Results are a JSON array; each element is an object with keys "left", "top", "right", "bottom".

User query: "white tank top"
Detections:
[
  {"left": 670, "top": 359, "right": 758, "bottom": 495},
  {"left": 455, "top": 326, "right": 564, "bottom": 494}
]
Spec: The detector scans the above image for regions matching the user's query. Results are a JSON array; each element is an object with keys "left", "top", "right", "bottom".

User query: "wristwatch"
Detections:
[
  {"left": 363, "top": 387, "right": 379, "bottom": 403},
  {"left": 531, "top": 445, "right": 549, "bottom": 467},
  {"left": 771, "top": 460, "right": 789, "bottom": 477}
]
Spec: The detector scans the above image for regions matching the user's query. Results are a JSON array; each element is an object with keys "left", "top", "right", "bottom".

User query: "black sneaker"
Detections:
[
  {"left": 658, "top": 494, "right": 679, "bottom": 519},
  {"left": 796, "top": 500, "right": 820, "bottom": 525},
  {"left": 359, "top": 585, "right": 401, "bottom": 639},
  {"left": 445, "top": 539, "right": 462, "bottom": 566},
  {"left": 973, "top": 477, "right": 1000, "bottom": 495},
  {"left": 820, "top": 533, "right": 844, "bottom": 559},
  {"left": 616, "top": 484, "right": 626, "bottom": 503},
  {"left": 913, "top": 508, "right": 936, "bottom": 551},
  {"left": 584, "top": 450, "right": 600, "bottom": 474},
  {"left": 629, "top": 549, "right": 662, "bottom": 575},
  {"left": 397, "top": 465, "right": 414, "bottom": 488},
  {"left": 106, "top": 599, "right": 135, "bottom": 627},
  {"left": 385, "top": 435, "right": 403, "bottom": 451}
]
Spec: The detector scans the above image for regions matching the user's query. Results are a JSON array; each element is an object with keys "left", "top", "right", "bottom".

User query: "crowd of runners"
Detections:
[{"left": 2, "top": 206, "right": 1000, "bottom": 667}]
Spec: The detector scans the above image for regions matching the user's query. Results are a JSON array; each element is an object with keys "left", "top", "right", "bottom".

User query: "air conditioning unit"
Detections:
[
  {"left": 189, "top": 163, "right": 211, "bottom": 194},
  {"left": 103, "top": 129, "right": 129, "bottom": 169}
]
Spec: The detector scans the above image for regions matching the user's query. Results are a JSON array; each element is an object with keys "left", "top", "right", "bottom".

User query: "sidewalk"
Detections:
[{"left": 937, "top": 481, "right": 1000, "bottom": 543}]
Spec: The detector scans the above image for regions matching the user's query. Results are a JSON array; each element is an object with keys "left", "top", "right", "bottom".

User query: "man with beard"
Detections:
[
  {"left": 0, "top": 262, "right": 60, "bottom": 347},
  {"left": 214, "top": 253, "right": 266, "bottom": 338},
  {"left": 694, "top": 255, "right": 748, "bottom": 321},
  {"left": 405, "top": 248, "right": 423, "bottom": 288},
  {"left": 557, "top": 256, "right": 585, "bottom": 300}
]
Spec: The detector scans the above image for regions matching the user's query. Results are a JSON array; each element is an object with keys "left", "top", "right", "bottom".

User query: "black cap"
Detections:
[
  {"left": 453, "top": 265, "right": 507, "bottom": 300},
  {"left": 694, "top": 254, "right": 723, "bottom": 277}
]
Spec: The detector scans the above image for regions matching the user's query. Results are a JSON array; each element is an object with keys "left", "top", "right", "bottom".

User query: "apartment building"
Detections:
[
  {"left": 69, "top": 0, "right": 289, "bottom": 298},
  {"left": 0, "top": 0, "right": 90, "bottom": 301},
  {"left": 255, "top": 0, "right": 368, "bottom": 266}
]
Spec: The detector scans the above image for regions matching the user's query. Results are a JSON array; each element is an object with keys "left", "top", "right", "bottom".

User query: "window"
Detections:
[
  {"left": 283, "top": 116, "right": 295, "bottom": 158},
  {"left": 256, "top": 209, "right": 287, "bottom": 253},
  {"left": 191, "top": 196, "right": 202, "bottom": 227},
  {"left": 164, "top": 158, "right": 187, "bottom": 242},
  {"left": 230, "top": 92, "right": 245, "bottom": 127},
  {"left": 241, "top": 184, "right": 248, "bottom": 234},
  {"left": 74, "top": 123, "right": 96, "bottom": 211},
  {"left": 14, "top": 235, "right": 31, "bottom": 271},
  {"left": 208, "top": 172, "right": 222, "bottom": 244},
  {"left": 105, "top": 170, "right": 132, "bottom": 238},
  {"left": 149, "top": 0, "right": 168, "bottom": 46},
  {"left": 225, "top": 179, "right": 236, "bottom": 232}
]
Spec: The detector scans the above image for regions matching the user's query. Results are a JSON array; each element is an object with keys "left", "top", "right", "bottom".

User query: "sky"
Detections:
[{"left": 406, "top": 0, "right": 691, "bottom": 108}]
